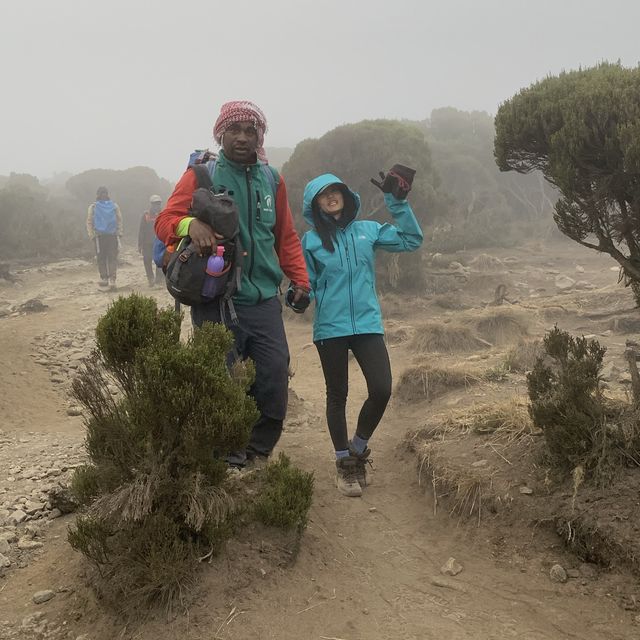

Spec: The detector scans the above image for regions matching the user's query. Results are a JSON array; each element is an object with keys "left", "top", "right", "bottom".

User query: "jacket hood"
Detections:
[{"left": 302, "top": 174, "right": 361, "bottom": 228}]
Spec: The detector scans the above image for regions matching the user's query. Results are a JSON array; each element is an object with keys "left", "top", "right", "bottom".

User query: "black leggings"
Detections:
[{"left": 315, "top": 333, "right": 392, "bottom": 452}]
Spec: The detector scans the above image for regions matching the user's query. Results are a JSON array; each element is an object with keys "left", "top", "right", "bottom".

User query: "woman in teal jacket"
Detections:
[{"left": 302, "top": 169, "right": 423, "bottom": 497}]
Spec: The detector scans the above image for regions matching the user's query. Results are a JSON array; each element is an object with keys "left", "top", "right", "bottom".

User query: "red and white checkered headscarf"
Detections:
[{"left": 213, "top": 100, "right": 268, "bottom": 163}]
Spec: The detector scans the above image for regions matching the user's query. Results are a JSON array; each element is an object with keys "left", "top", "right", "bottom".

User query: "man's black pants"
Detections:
[{"left": 191, "top": 296, "right": 289, "bottom": 463}]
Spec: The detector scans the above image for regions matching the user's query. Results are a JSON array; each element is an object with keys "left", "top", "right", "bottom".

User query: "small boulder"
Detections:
[
  {"left": 555, "top": 275, "right": 576, "bottom": 291},
  {"left": 17, "top": 537, "right": 44, "bottom": 550},
  {"left": 8, "top": 510, "right": 27, "bottom": 525},
  {"left": 32, "top": 590, "right": 55, "bottom": 604},
  {"left": 440, "top": 557, "right": 463, "bottom": 576},
  {"left": 549, "top": 564, "right": 568, "bottom": 583}
]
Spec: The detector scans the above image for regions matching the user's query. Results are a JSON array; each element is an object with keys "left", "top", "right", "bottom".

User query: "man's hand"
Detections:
[
  {"left": 285, "top": 283, "right": 311, "bottom": 313},
  {"left": 188, "top": 219, "right": 223, "bottom": 256}
]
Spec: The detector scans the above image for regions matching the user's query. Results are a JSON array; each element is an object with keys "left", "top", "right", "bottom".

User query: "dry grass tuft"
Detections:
[
  {"left": 469, "top": 253, "right": 505, "bottom": 272},
  {"left": 432, "top": 294, "right": 469, "bottom": 311},
  {"left": 469, "top": 308, "right": 530, "bottom": 346},
  {"left": 414, "top": 442, "right": 492, "bottom": 522},
  {"left": 384, "top": 321, "right": 416, "bottom": 346},
  {"left": 395, "top": 363, "right": 479, "bottom": 403},
  {"left": 505, "top": 339, "right": 545, "bottom": 373},
  {"left": 450, "top": 398, "right": 537, "bottom": 445},
  {"left": 411, "top": 322, "right": 486, "bottom": 354}
]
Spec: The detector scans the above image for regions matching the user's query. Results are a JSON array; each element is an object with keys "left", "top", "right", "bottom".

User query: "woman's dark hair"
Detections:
[
  {"left": 311, "top": 184, "right": 357, "bottom": 253},
  {"left": 311, "top": 201, "right": 337, "bottom": 253}
]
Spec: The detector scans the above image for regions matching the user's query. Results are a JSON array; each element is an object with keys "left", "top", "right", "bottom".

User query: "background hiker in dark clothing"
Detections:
[
  {"left": 302, "top": 169, "right": 423, "bottom": 497},
  {"left": 155, "top": 100, "right": 311, "bottom": 468},
  {"left": 138, "top": 194, "right": 164, "bottom": 287},
  {"left": 87, "top": 186, "right": 123, "bottom": 290}
]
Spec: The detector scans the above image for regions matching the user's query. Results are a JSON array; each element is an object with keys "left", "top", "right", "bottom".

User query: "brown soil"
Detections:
[{"left": 0, "top": 240, "right": 639, "bottom": 639}]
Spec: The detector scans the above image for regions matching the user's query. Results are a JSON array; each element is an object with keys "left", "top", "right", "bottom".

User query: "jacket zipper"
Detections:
[
  {"left": 350, "top": 234, "right": 358, "bottom": 265},
  {"left": 317, "top": 281, "right": 328, "bottom": 312},
  {"left": 245, "top": 167, "right": 262, "bottom": 301},
  {"left": 340, "top": 231, "right": 356, "bottom": 333},
  {"left": 256, "top": 190, "right": 262, "bottom": 222}
]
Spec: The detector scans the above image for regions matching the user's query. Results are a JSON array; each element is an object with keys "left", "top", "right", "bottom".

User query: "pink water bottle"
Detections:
[{"left": 202, "top": 246, "right": 226, "bottom": 299}]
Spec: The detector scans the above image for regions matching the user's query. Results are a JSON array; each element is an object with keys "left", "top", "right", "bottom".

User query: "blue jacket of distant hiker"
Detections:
[{"left": 302, "top": 174, "right": 423, "bottom": 342}]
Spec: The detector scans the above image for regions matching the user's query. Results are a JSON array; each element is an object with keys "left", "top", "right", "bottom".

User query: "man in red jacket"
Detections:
[{"left": 155, "top": 101, "right": 310, "bottom": 467}]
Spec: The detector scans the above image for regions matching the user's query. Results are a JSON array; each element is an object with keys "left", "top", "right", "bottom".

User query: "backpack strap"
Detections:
[{"left": 260, "top": 164, "right": 279, "bottom": 198}]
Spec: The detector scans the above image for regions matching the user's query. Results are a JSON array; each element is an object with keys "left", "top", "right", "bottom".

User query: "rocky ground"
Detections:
[{"left": 1, "top": 243, "right": 640, "bottom": 639}]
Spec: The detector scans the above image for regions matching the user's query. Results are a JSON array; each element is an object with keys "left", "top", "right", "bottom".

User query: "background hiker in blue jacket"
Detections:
[
  {"left": 87, "top": 186, "right": 123, "bottom": 290},
  {"left": 301, "top": 167, "right": 423, "bottom": 497}
]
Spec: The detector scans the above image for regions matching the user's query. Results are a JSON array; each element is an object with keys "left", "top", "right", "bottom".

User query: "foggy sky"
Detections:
[{"left": 3, "top": 0, "right": 639, "bottom": 182}]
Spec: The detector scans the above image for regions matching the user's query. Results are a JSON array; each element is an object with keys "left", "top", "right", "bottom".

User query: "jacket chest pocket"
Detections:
[{"left": 255, "top": 188, "right": 276, "bottom": 227}]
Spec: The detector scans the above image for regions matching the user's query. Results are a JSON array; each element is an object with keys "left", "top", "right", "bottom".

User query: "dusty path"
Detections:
[{"left": 0, "top": 248, "right": 636, "bottom": 639}]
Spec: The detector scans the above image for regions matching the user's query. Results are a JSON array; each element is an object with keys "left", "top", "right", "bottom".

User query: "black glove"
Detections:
[
  {"left": 285, "top": 283, "right": 310, "bottom": 314},
  {"left": 370, "top": 163, "right": 416, "bottom": 200}
]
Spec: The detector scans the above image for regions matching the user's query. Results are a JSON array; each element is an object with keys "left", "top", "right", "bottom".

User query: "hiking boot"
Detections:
[
  {"left": 349, "top": 444, "right": 373, "bottom": 488},
  {"left": 245, "top": 454, "right": 269, "bottom": 472},
  {"left": 335, "top": 457, "right": 362, "bottom": 497}
]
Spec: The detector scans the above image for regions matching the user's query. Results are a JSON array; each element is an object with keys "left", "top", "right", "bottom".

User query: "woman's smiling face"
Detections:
[{"left": 317, "top": 185, "right": 344, "bottom": 217}]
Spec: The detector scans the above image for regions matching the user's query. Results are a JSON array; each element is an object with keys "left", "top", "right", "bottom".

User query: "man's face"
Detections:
[{"left": 222, "top": 121, "right": 259, "bottom": 163}]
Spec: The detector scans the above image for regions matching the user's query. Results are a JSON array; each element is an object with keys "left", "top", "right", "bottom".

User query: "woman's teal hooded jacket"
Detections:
[{"left": 302, "top": 174, "right": 423, "bottom": 342}]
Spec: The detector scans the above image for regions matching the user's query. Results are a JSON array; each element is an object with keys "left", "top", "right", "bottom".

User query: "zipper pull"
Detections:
[{"left": 256, "top": 190, "right": 262, "bottom": 221}]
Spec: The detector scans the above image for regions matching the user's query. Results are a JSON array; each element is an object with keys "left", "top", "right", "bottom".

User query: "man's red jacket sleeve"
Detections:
[
  {"left": 154, "top": 169, "right": 197, "bottom": 245},
  {"left": 273, "top": 176, "right": 310, "bottom": 290}
]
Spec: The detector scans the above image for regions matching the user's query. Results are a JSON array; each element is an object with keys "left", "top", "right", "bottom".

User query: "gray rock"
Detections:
[
  {"left": 48, "top": 509, "right": 63, "bottom": 520},
  {"left": 32, "top": 590, "right": 55, "bottom": 604},
  {"left": 550, "top": 564, "right": 568, "bottom": 583},
  {"left": 0, "top": 531, "right": 18, "bottom": 543},
  {"left": 566, "top": 568, "right": 580, "bottom": 579},
  {"left": 519, "top": 486, "right": 534, "bottom": 495},
  {"left": 17, "top": 537, "right": 43, "bottom": 550},
  {"left": 555, "top": 275, "right": 576, "bottom": 291},
  {"left": 601, "top": 362, "right": 620, "bottom": 382},
  {"left": 48, "top": 485, "right": 78, "bottom": 514},
  {"left": 24, "top": 502, "right": 45, "bottom": 515},
  {"left": 0, "top": 538, "right": 10, "bottom": 554},
  {"left": 440, "top": 557, "right": 463, "bottom": 576},
  {"left": 22, "top": 611, "right": 46, "bottom": 627},
  {"left": 66, "top": 407, "right": 82, "bottom": 417},
  {"left": 610, "top": 316, "right": 640, "bottom": 333},
  {"left": 0, "top": 552, "right": 10, "bottom": 567},
  {"left": 8, "top": 510, "right": 27, "bottom": 525},
  {"left": 471, "top": 459, "right": 488, "bottom": 468}
]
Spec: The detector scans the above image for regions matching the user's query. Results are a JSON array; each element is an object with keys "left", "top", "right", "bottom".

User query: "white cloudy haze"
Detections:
[{"left": 2, "top": 0, "right": 639, "bottom": 181}]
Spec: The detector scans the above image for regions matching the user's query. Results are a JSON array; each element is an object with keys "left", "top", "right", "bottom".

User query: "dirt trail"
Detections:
[{"left": 0, "top": 248, "right": 636, "bottom": 639}]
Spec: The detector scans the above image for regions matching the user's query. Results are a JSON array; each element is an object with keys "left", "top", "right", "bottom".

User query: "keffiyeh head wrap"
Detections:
[{"left": 213, "top": 100, "right": 268, "bottom": 162}]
